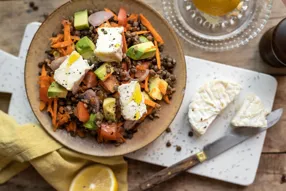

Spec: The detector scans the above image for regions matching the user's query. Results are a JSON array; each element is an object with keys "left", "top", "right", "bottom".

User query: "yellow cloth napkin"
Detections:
[{"left": 0, "top": 111, "right": 127, "bottom": 191}]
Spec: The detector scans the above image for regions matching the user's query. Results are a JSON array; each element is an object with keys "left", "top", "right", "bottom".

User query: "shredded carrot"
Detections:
[
  {"left": 66, "top": 121, "right": 76, "bottom": 132},
  {"left": 139, "top": 14, "right": 164, "bottom": 44},
  {"left": 41, "top": 64, "right": 47, "bottom": 77},
  {"left": 144, "top": 99, "right": 160, "bottom": 108},
  {"left": 39, "top": 101, "right": 46, "bottom": 111},
  {"left": 57, "top": 113, "right": 70, "bottom": 127},
  {"left": 71, "top": 36, "right": 80, "bottom": 41},
  {"left": 163, "top": 95, "right": 171, "bottom": 104},
  {"left": 103, "top": 73, "right": 113, "bottom": 81},
  {"left": 51, "top": 40, "right": 73, "bottom": 48},
  {"left": 50, "top": 34, "right": 64, "bottom": 45},
  {"left": 104, "top": 8, "right": 118, "bottom": 20},
  {"left": 135, "top": 31, "right": 150, "bottom": 35},
  {"left": 145, "top": 75, "right": 149, "bottom": 92},
  {"left": 66, "top": 43, "right": 75, "bottom": 55},
  {"left": 47, "top": 99, "right": 54, "bottom": 117},
  {"left": 62, "top": 20, "right": 71, "bottom": 41},
  {"left": 140, "top": 107, "right": 154, "bottom": 121},
  {"left": 77, "top": 129, "right": 85, "bottom": 138},
  {"left": 158, "top": 81, "right": 167, "bottom": 95},
  {"left": 127, "top": 14, "right": 138, "bottom": 21},
  {"left": 110, "top": 22, "right": 119, "bottom": 27},
  {"left": 154, "top": 40, "right": 161, "bottom": 70},
  {"left": 122, "top": 32, "right": 127, "bottom": 53},
  {"left": 52, "top": 99, "right": 58, "bottom": 129},
  {"left": 58, "top": 48, "right": 67, "bottom": 56}
]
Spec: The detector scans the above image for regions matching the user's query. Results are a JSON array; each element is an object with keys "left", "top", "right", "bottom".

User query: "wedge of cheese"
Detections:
[
  {"left": 188, "top": 80, "right": 241, "bottom": 136},
  {"left": 231, "top": 94, "right": 268, "bottom": 128}
]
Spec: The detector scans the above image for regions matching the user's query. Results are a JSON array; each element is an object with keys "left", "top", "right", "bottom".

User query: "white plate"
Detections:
[{"left": 1, "top": 22, "right": 277, "bottom": 186}]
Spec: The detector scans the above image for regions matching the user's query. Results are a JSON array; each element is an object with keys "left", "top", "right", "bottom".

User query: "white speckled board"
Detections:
[{"left": 0, "top": 22, "right": 278, "bottom": 186}]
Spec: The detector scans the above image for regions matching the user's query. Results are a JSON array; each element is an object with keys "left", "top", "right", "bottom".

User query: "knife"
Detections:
[{"left": 133, "top": 108, "right": 283, "bottom": 191}]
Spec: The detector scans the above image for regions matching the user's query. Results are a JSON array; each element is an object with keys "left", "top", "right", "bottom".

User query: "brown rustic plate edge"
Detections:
[{"left": 24, "top": 0, "right": 186, "bottom": 157}]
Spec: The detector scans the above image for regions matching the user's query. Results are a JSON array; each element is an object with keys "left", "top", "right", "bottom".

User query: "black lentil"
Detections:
[
  {"left": 176, "top": 146, "right": 182, "bottom": 152},
  {"left": 166, "top": 127, "right": 171, "bottom": 133},
  {"left": 188, "top": 131, "right": 194, "bottom": 137},
  {"left": 166, "top": 141, "right": 171, "bottom": 147}
]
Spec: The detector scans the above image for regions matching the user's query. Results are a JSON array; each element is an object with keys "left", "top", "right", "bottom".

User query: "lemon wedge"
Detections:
[
  {"left": 132, "top": 82, "right": 142, "bottom": 104},
  {"left": 69, "top": 164, "right": 118, "bottom": 191},
  {"left": 68, "top": 51, "right": 80, "bottom": 66}
]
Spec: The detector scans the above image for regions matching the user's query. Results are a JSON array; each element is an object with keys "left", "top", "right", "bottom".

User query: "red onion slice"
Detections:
[
  {"left": 49, "top": 56, "right": 67, "bottom": 71},
  {"left": 88, "top": 11, "right": 113, "bottom": 27},
  {"left": 136, "top": 69, "right": 150, "bottom": 82}
]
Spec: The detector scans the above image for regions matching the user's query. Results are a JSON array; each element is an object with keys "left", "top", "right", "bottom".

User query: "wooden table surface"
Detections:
[{"left": 0, "top": 0, "right": 285, "bottom": 190}]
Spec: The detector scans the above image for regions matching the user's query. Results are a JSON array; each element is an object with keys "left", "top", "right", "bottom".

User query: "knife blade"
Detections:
[{"left": 134, "top": 108, "right": 283, "bottom": 191}]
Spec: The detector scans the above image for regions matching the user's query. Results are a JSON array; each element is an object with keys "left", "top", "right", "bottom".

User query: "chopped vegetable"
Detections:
[
  {"left": 51, "top": 40, "right": 73, "bottom": 49},
  {"left": 75, "top": 102, "right": 90, "bottom": 123},
  {"left": 39, "top": 101, "right": 46, "bottom": 111},
  {"left": 100, "top": 75, "right": 119, "bottom": 93},
  {"left": 154, "top": 40, "right": 161, "bottom": 70},
  {"left": 145, "top": 75, "right": 149, "bottom": 92},
  {"left": 98, "top": 123, "right": 125, "bottom": 143},
  {"left": 88, "top": 11, "right": 113, "bottom": 27},
  {"left": 136, "top": 31, "right": 150, "bottom": 35},
  {"left": 122, "top": 32, "right": 127, "bottom": 53},
  {"left": 127, "top": 14, "right": 138, "bottom": 21},
  {"left": 83, "top": 113, "right": 98, "bottom": 130},
  {"left": 158, "top": 80, "right": 168, "bottom": 95},
  {"left": 163, "top": 95, "right": 171, "bottom": 104},
  {"left": 104, "top": 8, "right": 118, "bottom": 20},
  {"left": 118, "top": 8, "right": 127, "bottom": 27},
  {"left": 144, "top": 99, "right": 160, "bottom": 108},
  {"left": 83, "top": 71, "right": 98, "bottom": 88},
  {"left": 62, "top": 20, "right": 71, "bottom": 41},
  {"left": 52, "top": 98, "right": 58, "bottom": 128},
  {"left": 66, "top": 121, "right": 77, "bottom": 132},
  {"left": 140, "top": 14, "right": 164, "bottom": 44},
  {"left": 57, "top": 112, "right": 70, "bottom": 128}
]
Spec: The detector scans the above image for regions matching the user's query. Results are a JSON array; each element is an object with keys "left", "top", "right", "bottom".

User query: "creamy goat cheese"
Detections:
[
  {"left": 118, "top": 81, "right": 147, "bottom": 121},
  {"left": 94, "top": 27, "right": 124, "bottom": 62},
  {"left": 231, "top": 94, "right": 268, "bottom": 128},
  {"left": 188, "top": 80, "right": 241, "bottom": 136},
  {"left": 54, "top": 51, "right": 93, "bottom": 91}
]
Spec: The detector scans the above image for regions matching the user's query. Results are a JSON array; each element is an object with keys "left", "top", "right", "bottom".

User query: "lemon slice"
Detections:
[{"left": 69, "top": 164, "right": 118, "bottom": 191}]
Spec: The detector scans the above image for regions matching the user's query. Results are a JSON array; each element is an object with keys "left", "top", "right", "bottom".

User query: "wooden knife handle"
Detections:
[{"left": 138, "top": 151, "right": 207, "bottom": 190}]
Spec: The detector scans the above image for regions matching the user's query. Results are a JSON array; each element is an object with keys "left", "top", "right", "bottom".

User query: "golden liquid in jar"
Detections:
[{"left": 192, "top": 0, "right": 241, "bottom": 16}]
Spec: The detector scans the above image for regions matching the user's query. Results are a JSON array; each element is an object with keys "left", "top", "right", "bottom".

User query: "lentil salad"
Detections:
[{"left": 38, "top": 8, "right": 177, "bottom": 144}]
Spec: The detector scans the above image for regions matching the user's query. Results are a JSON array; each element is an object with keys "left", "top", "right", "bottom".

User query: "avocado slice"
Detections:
[
  {"left": 139, "top": 35, "right": 149, "bottom": 43},
  {"left": 83, "top": 113, "right": 97, "bottom": 130},
  {"left": 94, "top": 63, "right": 114, "bottom": 81},
  {"left": 103, "top": 98, "right": 117, "bottom": 121},
  {"left": 74, "top": 10, "right": 89, "bottom": 30},
  {"left": 142, "top": 91, "right": 152, "bottom": 101},
  {"left": 126, "top": 42, "right": 156, "bottom": 60},
  {"left": 149, "top": 77, "right": 163, "bottom": 100},
  {"left": 47, "top": 82, "right": 68, "bottom": 98},
  {"left": 75, "top": 36, "right": 95, "bottom": 59}
]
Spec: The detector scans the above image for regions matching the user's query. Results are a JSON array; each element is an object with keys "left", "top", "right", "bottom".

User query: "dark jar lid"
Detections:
[{"left": 272, "top": 18, "right": 286, "bottom": 63}]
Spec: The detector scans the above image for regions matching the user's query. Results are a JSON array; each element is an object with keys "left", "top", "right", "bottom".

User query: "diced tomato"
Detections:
[
  {"left": 83, "top": 71, "right": 98, "bottom": 88},
  {"left": 118, "top": 8, "right": 127, "bottom": 27},
  {"left": 100, "top": 75, "right": 119, "bottom": 93},
  {"left": 98, "top": 123, "right": 124, "bottom": 142},
  {"left": 39, "top": 86, "right": 49, "bottom": 102},
  {"left": 75, "top": 102, "right": 90, "bottom": 123}
]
